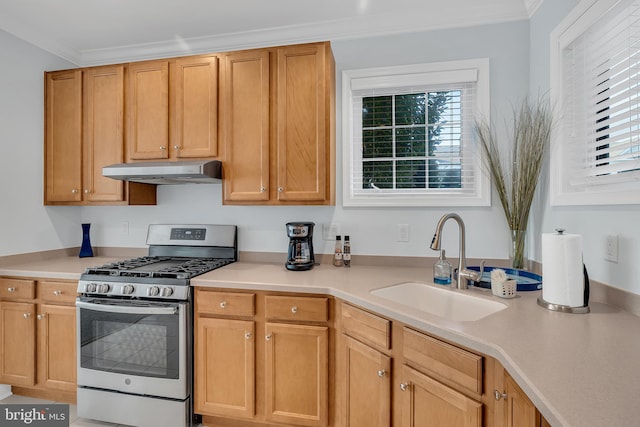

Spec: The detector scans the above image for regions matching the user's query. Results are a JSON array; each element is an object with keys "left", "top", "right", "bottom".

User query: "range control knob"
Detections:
[
  {"left": 122, "top": 284, "right": 135, "bottom": 295},
  {"left": 85, "top": 283, "right": 97, "bottom": 293},
  {"left": 161, "top": 287, "right": 174, "bottom": 297},
  {"left": 147, "top": 286, "right": 160, "bottom": 297},
  {"left": 97, "top": 283, "right": 111, "bottom": 294}
]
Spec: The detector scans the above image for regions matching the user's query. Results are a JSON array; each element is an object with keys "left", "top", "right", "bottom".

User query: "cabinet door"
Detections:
[
  {"left": 400, "top": 365, "right": 482, "bottom": 427},
  {"left": 275, "top": 44, "right": 328, "bottom": 202},
  {"left": 172, "top": 56, "right": 219, "bottom": 158},
  {"left": 344, "top": 336, "right": 391, "bottom": 427},
  {"left": 265, "top": 323, "right": 328, "bottom": 427},
  {"left": 195, "top": 317, "right": 255, "bottom": 419},
  {"left": 504, "top": 372, "right": 539, "bottom": 427},
  {"left": 83, "top": 65, "right": 125, "bottom": 202},
  {"left": 126, "top": 60, "right": 169, "bottom": 160},
  {"left": 221, "top": 50, "right": 270, "bottom": 202},
  {"left": 45, "top": 69, "right": 82, "bottom": 203},
  {"left": 0, "top": 302, "right": 36, "bottom": 386},
  {"left": 37, "top": 304, "right": 76, "bottom": 392}
]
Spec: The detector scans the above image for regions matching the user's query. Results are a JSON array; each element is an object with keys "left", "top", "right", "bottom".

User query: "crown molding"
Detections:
[
  {"left": 79, "top": 6, "right": 528, "bottom": 66},
  {"left": 1, "top": 4, "right": 529, "bottom": 67},
  {"left": 524, "top": 0, "right": 545, "bottom": 17}
]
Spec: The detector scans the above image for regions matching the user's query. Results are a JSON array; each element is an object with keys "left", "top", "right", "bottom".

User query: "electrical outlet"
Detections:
[
  {"left": 397, "top": 224, "right": 410, "bottom": 242},
  {"left": 605, "top": 234, "right": 618, "bottom": 263},
  {"left": 120, "top": 221, "right": 129, "bottom": 236},
  {"left": 322, "top": 223, "right": 340, "bottom": 240}
]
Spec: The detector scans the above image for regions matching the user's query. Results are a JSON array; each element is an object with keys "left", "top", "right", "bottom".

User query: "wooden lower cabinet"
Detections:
[
  {"left": 399, "top": 364, "right": 482, "bottom": 427},
  {"left": 264, "top": 323, "right": 328, "bottom": 427},
  {"left": 493, "top": 367, "right": 551, "bottom": 427},
  {"left": 343, "top": 336, "right": 391, "bottom": 427},
  {"left": 0, "top": 278, "right": 77, "bottom": 402},
  {"left": 195, "top": 317, "right": 255, "bottom": 419},
  {"left": 0, "top": 301, "right": 36, "bottom": 386},
  {"left": 37, "top": 304, "right": 76, "bottom": 392},
  {"left": 195, "top": 289, "right": 330, "bottom": 427}
]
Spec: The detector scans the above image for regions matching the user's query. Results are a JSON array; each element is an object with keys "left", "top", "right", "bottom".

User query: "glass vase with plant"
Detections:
[{"left": 475, "top": 97, "right": 553, "bottom": 269}]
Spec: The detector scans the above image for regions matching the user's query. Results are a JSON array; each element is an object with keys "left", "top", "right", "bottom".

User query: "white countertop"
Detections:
[{"left": 1, "top": 257, "right": 638, "bottom": 426}]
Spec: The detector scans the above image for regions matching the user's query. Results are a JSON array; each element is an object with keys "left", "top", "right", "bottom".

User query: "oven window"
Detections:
[{"left": 79, "top": 306, "right": 180, "bottom": 379}]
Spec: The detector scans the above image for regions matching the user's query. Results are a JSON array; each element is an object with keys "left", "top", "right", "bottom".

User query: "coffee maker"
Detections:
[{"left": 286, "top": 222, "right": 315, "bottom": 271}]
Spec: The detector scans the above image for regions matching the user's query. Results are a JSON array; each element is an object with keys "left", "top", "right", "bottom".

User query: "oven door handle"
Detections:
[{"left": 76, "top": 300, "right": 179, "bottom": 315}]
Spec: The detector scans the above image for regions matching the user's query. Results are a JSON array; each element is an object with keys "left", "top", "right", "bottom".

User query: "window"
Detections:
[
  {"left": 550, "top": 0, "right": 640, "bottom": 205},
  {"left": 342, "top": 59, "right": 490, "bottom": 207}
]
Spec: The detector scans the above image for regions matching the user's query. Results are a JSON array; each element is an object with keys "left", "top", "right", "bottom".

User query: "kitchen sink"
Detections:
[{"left": 370, "top": 282, "right": 506, "bottom": 322}]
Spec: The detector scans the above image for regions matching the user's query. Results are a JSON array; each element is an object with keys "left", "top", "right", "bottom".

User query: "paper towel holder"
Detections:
[{"left": 537, "top": 261, "right": 590, "bottom": 314}]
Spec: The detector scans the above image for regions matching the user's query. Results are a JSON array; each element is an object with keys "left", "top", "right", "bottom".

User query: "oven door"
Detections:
[{"left": 76, "top": 297, "right": 190, "bottom": 400}]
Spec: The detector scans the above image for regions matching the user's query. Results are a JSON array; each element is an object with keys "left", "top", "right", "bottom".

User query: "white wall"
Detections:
[
  {"left": 0, "top": 30, "right": 77, "bottom": 256},
  {"left": 529, "top": 0, "right": 640, "bottom": 295}
]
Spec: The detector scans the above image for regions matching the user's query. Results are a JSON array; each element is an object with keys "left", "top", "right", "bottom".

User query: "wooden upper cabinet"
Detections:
[
  {"left": 171, "top": 56, "right": 219, "bottom": 158},
  {"left": 221, "top": 50, "right": 271, "bottom": 202},
  {"left": 45, "top": 70, "right": 82, "bottom": 203},
  {"left": 44, "top": 66, "right": 154, "bottom": 206},
  {"left": 275, "top": 43, "right": 329, "bottom": 202},
  {"left": 222, "top": 42, "right": 335, "bottom": 205},
  {"left": 83, "top": 65, "right": 125, "bottom": 202},
  {"left": 126, "top": 60, "right": 170, "bottom": 160}
]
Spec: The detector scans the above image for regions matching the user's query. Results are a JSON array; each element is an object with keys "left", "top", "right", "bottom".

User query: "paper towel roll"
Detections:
[{"left": 541, "top": 233, "right": 584, "bottom": 307}]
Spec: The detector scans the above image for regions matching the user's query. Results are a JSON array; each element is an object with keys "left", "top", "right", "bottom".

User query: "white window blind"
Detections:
[
  {"left": 342, "top": 59, "right": 490, "bottom": 207},
  {"left": 552, "top": 0, "right": 640, "bottom": 205}
]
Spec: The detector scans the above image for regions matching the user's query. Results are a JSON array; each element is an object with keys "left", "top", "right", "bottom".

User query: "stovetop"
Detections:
[{"left": 84, "top": 256, "right": 235, "bottom": 280}]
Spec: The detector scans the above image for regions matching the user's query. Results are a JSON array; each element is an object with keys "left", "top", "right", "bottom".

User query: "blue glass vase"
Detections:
[{"left": 79, "top": 223, "right": 94, "bottom": 258}]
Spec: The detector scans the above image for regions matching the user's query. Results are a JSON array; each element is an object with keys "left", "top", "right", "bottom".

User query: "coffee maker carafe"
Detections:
[{"left": 286, "top": 222, "right": 315, "bottom": 271}]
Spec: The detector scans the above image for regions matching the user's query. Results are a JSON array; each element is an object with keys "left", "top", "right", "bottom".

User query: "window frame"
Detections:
[
  {"left": 550, "top": 0, "right": 640, "bottom": 206},
  {"left": 341, "top": 58, "right": 491, "bottom": 207}
]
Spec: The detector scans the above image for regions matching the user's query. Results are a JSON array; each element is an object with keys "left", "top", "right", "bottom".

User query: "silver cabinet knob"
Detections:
[
  {"left": 494, "top": 390, "right": 508, "bottom": 401},
  {"left": 23, "top": 313, "right": 31, "bottom": 319},
  {"left": 260, "top": 186, "right": 266, "bottom": 192},
  {"left": 84, "top": 189, "right": 91, "bottom": 194},
  {"left": 71, "top": 189, "right": 79, "bottom": 194},
  {"left": 160, "top": 146, "right": 166, "bottom": 150},
  {"left": 377, "top": 369, "right": 386, "bottom": 378},
  {"left": 277, "top": 187, "right": 284, "bottom": 192},
  {"left": 245, "top": 332, "right": 252, "bottom": 340},
  {"left": 219, "top": 301, "right": 227, "bottom": 308},
  {"left": 7, "top": 287, "right": 15, "bottom": 293},
  {"left": 400, "top": 382, "right": 409, "bottom": 391},
  {"left": 291, "top": 306, "right": 298, "bottom": 314},
  {"left": 37, "top": 314, "right": 46, "bottom": 320},
  {"left": 265, "top": 334, "right": 272, "bottom": 341},
  {"left": 53, "top": 290, "right": 62, "bottom": 296},
  {"left": 173, "top": 145, "right": 181, "bottom": 150}
]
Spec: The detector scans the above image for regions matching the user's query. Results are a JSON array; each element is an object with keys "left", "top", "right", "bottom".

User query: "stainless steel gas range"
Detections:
[{"left": 76, "top": 224, "right": 237, "bottom": 427}]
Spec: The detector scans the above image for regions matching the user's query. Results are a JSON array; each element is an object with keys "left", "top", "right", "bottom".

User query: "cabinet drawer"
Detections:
[
  {"left": 265, "top": 295, "right": 328, "bottom": 322},
  {"left": 197, "top": 290, "right": 255, "bottom": 317},
  {"left": 341, "top": 302, "right": 391, "bottom": 351},
  {"left": 38, "top": 281, "right": 77, "bottom": 304},
  {"left": 403, "top": 327, "right": 483, "bottom": 396},
  {"left": 0, "top": 278, "right": 35, "bottom": 300}
]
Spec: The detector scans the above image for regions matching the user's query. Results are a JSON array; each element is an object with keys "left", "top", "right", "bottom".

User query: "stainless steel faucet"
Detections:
[{"left": 430, "top": 213, "right": 483, "bottom": 289}]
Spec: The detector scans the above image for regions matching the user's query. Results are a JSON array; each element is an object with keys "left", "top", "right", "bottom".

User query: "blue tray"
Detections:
[{"left": 466, "top": 266, "right": 542, "bottom": 291}]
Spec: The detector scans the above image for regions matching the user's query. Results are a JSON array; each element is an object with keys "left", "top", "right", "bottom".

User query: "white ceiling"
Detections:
[{"left": 0, "top": 0, "right": 540, "bottom": 66}]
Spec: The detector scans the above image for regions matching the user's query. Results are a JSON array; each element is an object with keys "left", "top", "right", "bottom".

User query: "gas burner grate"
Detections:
[{"left": 84, "top": 257, "right": 235, "bottom": 279}]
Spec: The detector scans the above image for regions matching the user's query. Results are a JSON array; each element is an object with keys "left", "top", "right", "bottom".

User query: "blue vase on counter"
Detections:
[{"left": 79, "top": 223, "right": 94, "bottom": 258}]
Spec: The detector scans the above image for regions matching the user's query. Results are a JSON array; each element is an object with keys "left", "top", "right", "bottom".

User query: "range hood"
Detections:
[{"left": 103, "top": 160, "right": 222, "bottom": 185}]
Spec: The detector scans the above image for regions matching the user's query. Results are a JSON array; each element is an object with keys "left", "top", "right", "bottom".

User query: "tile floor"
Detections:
[{"left": 0, "top": 394, "right": 203, "bottom": 426}]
